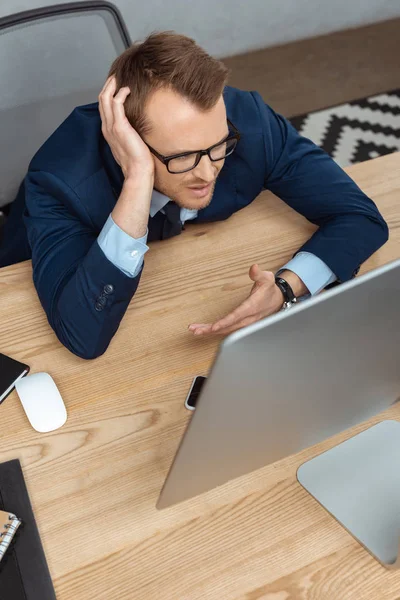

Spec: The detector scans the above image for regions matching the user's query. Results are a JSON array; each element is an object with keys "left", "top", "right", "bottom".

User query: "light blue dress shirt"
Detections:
[{"left": 97, "top": 189, "right": 337, "bottom": 295}]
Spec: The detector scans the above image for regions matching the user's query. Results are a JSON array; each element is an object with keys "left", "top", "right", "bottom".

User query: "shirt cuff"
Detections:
[
  {"left": 97, "top": 214, "right": 149, "bottom": 278},
  {"left": 277, "top": 251, "right": 337, "bottom": 296}
]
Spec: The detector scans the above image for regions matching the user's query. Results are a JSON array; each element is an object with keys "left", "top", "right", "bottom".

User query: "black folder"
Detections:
[
  {"left": 0, "top": 353, "right": 29, "bottom": 405},
  {"left": 0, "top": 459, "right": 56, "bottom": 599}
]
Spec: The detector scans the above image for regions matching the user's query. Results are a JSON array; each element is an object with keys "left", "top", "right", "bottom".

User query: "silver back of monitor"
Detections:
[{"left": 157, "top": 259, "right": 400, "bottom": 510}]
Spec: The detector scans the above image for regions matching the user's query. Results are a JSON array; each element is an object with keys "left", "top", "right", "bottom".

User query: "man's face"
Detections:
[{"left": 142, "top": 88, "right": 228, "bottom": 210}]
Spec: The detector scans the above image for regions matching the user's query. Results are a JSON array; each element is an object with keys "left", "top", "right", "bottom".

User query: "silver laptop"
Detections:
[{"left": 157, "top": 258, "right": 400, "bottom": 510}]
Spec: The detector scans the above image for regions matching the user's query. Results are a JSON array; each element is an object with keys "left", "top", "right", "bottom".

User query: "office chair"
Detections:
[{"left": 0, "top": 1, "right": 131, "bottom": 212}]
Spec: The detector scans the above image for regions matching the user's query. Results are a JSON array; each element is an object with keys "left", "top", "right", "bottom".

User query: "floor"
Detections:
[{"left": 223, "top": 17, "right": 400, "bottom": 118}]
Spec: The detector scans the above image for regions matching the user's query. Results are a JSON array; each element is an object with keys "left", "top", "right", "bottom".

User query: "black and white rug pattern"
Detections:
[{"left": 289, "top": 89, "right": 400, "bottom": 167}]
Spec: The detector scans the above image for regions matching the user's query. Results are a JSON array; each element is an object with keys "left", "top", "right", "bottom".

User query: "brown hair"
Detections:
[{"left": 108, "top": 31, "right": 229, "bottom": 135}]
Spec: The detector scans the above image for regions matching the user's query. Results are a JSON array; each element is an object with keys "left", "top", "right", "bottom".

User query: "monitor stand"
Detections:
[{"left": 297, "top": 420, "right": 400, "bottom": 568}]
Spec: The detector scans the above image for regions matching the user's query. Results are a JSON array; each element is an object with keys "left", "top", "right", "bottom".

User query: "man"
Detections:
[{"left": 0, "top": 32, "right": 388, "bottom": 359}]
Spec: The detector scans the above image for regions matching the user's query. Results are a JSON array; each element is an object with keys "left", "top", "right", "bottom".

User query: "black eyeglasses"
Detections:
[{"left": 145, "top": 119, "right": 241, "bottom": 174}]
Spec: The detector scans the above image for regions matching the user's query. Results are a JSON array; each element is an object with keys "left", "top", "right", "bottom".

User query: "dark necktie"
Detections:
[
  {"left": 162, "top": 201, "right": 183, "bottom": 239},
  {"left": 146, "top": 201, "right": 185, "bottom": 243}
]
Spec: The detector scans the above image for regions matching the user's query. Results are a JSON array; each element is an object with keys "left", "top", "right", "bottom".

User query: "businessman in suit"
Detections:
[{"left": 0, "top": 32, "right": 388, "bottom": 359}]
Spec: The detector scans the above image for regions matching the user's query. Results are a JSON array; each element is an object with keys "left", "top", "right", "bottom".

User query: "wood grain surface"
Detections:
[{"left": 1, "top": 153, "right": 400, "bottom": 600}]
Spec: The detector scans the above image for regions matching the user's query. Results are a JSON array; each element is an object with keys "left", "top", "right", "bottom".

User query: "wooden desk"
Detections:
[{"left": 1, "top": 153, "right": 400, "bottom": 600}]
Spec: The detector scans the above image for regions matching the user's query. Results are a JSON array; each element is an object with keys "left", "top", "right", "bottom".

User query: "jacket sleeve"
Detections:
[
  {"left": 23, "top": 170, "right": 143, "bottom": 359},
  {"left": 252, "top": 92, "right": 389, "bottom": 282}
]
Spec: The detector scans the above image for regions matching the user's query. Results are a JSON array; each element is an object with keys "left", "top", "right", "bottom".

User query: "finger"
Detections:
[
  {"left": 188, "top": 323, "right": 207, "bottom": 330},
  {"left": 102, "top": 75, "right": 117, "bottom": 95},
  {"left": 211, "top": 296, "right": 258, "bottom": 332},
  {"left": 190, "top": 325, "right": 213, "bottom": 336},
  {"left": 249, "top": 264, "right": 274, "bottom": 284},
  {"left": 99, "top": 81, "right": 115, "bottom": 131},
  {"left": 98, "top": 75, "right": 116, "bottom": 106},
  {"left": 196, "top": 315, "right": 260, "bottom": 337},
  {"left": 99, "top": 76, "right": 117, "bottom": 130},
  {"left": 98, "top": 98, "right": 106, "bottom": 130},
  {"left": 111, "top": 87, "right": 132, "bottom": 132},
  {"left": 249, "top": 263, "right": 261, "bottom": 281},
  {"left": 192, "top": 326, "right": 220, "bottom": 336},
  {"left": 211, "top": 314, "right": 260, "bottom": 336},
  {"left": 99, "top": 75, "right": 113, "bottom": 98}
]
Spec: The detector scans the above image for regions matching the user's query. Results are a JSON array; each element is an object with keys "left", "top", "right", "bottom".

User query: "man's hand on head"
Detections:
[
  {"left": 99, "top": 76, "right": 155, "bottom": 239},
  {"left": 189, "top": 264, "right": 288, "bottom": 337},
  {"left": 98, "top": 76, "right": 154, "bottom": 180}
]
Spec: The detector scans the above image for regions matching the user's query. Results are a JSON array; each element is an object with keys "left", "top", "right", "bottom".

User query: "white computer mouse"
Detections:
[{"left": 15, "top": 372, "right": 67, "bottom": 433}]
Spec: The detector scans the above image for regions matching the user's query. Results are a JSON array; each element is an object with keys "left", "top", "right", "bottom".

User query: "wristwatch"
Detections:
[{"left": 275, "top": 276, "right": 298, "bottom": 310}]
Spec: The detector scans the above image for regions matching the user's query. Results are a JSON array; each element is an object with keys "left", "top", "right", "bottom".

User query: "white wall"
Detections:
[{"left": 2, "top": 0, "right": 400, "bottom": 57}]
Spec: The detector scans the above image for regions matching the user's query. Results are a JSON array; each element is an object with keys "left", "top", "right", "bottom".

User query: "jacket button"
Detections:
[
  {"left": 103, "top": 284, "right": 114, "bottom": 294},
  {"left": 95, "top": 296, "right": 107, "bottom": 311}
]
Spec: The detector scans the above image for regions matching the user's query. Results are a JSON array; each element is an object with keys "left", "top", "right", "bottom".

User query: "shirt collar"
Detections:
[{"left": 150, "top": 189, "right": 170, "bottom": 217}]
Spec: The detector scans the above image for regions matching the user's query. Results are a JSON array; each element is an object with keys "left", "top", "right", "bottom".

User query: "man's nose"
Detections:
[{"left": 192, "top": 154, "right": 218, "bottom": 183}]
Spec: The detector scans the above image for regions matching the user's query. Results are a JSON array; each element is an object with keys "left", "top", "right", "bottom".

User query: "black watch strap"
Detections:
[{"left": 275, "top": 276, "right": 297, "bottom": 309}]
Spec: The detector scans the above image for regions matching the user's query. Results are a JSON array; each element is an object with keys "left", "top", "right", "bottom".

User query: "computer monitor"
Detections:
[{"left": 157, "top": 258, "right": 400, "bottom": 509}]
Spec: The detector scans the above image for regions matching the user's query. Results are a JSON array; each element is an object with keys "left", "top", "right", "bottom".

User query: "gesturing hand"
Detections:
[
  {"left": 98, "top": 76, "right": 154, "bottom": 179},
  {"left": 189, "top": 264, "right": 284, "bottom": 336}
]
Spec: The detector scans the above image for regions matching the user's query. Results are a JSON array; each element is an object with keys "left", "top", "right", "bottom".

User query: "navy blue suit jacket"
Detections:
[{"left": 0, "top": 86, "right": 388, "bottom": 359}]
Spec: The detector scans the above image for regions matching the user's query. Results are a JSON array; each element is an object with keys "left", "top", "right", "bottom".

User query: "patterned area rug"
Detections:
[{"left": 289, "top": 89, "right": 400, "bottom": 167}]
